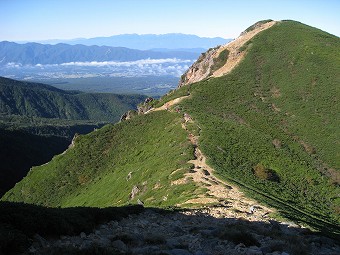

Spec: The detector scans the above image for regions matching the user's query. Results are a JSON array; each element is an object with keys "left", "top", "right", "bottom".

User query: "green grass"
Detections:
[
  {"left": 2, "top": 111, "right": 198, "bottom": 208},
  {"left": 210, "top": 48, "right": 229, "bottom": 75},
  {"left": 171, "top": 21, "right": 340, "bottom": 229}
]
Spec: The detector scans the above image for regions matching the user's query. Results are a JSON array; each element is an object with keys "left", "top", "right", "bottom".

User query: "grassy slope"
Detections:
[
  {"left": 173, "top": 21, "right": 340, "bottom": 226},
  {"left": 2, "top": 111, "right": 201, "bottom": 207}
]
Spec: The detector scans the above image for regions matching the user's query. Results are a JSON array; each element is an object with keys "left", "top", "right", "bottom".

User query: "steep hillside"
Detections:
[
  {"left": 166, "top": 20, "right": 340, "bottom": 225},
  {"left": 2, "top": 20, "right": 340, "bottom": 238},
  {"left": 179, "top": 20, "right": 276, "bottom": 87},
  {"left": 2, "top": 111, "right": 199, "bottom": 207},
  {"left": 0, "top": 77, "right": 145, "bottom": 122},
  {"left": 0, "top": 129, "right": 69, "bottom": 196}
]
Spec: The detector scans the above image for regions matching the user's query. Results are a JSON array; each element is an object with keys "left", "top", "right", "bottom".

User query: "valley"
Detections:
[{"left": 0, "top": 76, "right": 145, "bottom": 197}]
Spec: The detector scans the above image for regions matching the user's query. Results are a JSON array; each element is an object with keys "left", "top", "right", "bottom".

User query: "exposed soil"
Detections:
[
  {"left": 213, "top": 21, "right": 276, "bottom": 77},
  {"left": 175, "top": 113, "right": 274, "bottom": 222},
  {"left": 150, "top": 98, "right": 275, "bottom": 222},
  {"left": 178, "top": 21, "right": 276, "bottom": 87}
]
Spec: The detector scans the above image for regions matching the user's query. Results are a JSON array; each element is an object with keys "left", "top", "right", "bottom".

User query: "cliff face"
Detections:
[
  {"left": 178, "top": 20, "right": 276, "bottom": 87},
  {"left": 178, "top": 46, "right": 221, "bottom": 87}
]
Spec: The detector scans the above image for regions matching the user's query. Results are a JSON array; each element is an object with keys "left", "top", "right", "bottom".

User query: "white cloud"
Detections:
[
  {"left": 59, "top": 58, "right": 193, "bottom": 67},
  {"left": 5, "top": 62, "right": 22, "bottom": 68}
]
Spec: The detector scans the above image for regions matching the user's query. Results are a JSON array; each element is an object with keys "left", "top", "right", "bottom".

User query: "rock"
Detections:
[
  {"left": 120, "top": 110, "right": 138, "bottom": 121},
  {"left": 202, "top": 169, "right": 210, "bottom": 176},
  {"left": 111, "top": 239, "right": 127, "bottom": 253},
  {"left": 166, "top": 237, "right": 188, "bottom": 249},
  {"left": 167, "top": 238, "right": 181, "bottom": 249},
  {"left": 24, "top": 205, "right": 340, "bottom": 255},
  {"left": 260, "top": 245, "right": 272, "bottom": 254},
  {"left": 199, "top": 229, "right": 214, "bottom": 237},
  {"left": 265, "top": 252, "right": 281, "bottom": 255},
  {"left": 132, "top": 245, "right": 160, "bottom": 254},
  {"left": 272, "top": 139, "right": 282, "bottom": 149},
  {"left": 171, "top": 225, "right": 186, "bottom": 234},
  {"left": 246, "top": 247, "right": 263, "bottom": 255},
  {"left": 178, "top": 46, "right": 220, "bottom": 87},
  {"left": 28, "top": 246, "right": 37, "bottom": 253},
  {"left": 34, "top": 234, "right": 48, "bottom": 248},
  {"left": 79, "top": 240, "right": 93, "bottom": 250},
  {"left": 130, "top": 185, "right": 140, "bottom": 199},
  {"left": 145, "top": 97, "right": 154, "bottom": 104},
  {"left": 137, "top": 199, "right": 144, "bottom": 206},
  {"left": 126, "top": 171, "right": 132, "bottom": 181},
  {"left": 169, "top": 249, "right": 193, "bottom": 255},
  {"left": 235, "top": 243, "right": 246, "bottom": 252},
  {"left": 194, "top": 251, "right": 209, "bottom": 255},
  {"left": 249, "top": 206, "right": 255, "bottom": 214}
]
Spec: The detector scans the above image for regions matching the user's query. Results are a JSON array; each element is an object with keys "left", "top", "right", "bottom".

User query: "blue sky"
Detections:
[{"left": 1, "top": 0, "right": 339, "bottom": 41}]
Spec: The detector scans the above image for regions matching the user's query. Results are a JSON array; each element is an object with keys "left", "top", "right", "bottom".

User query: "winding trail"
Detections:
[
  {"left": 150, "top": 96, "right": 274, "bottom": 221},
  {"left": 176, "top": 113, "right": 274, "bottom": 221},
  {"left": 145, "top": 95, "right": 190, "bottom": 114}
]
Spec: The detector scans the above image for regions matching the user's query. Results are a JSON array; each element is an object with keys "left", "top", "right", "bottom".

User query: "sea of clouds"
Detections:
[{"left": 3, "top": 58, "right": 194, "bottom": 78}]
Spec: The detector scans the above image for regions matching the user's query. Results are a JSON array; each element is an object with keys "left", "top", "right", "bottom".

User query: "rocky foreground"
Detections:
[{"left": 27, "top": 208, "right": 339, "bottom": 255}]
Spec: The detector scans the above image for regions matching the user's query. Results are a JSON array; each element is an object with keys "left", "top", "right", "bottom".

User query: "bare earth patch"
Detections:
[
  {"left": 213, "top": 21, "right": 276, "bottom": 78},
  {"left": 175, "top": 115, "right": 274, "bottom": 222},
  {"left": 179, "top": 21, "right": 276, "bottom": 87}
]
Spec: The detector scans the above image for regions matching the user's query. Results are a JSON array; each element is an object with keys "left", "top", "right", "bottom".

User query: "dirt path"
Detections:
[
  {"left": 179, "top": 21, "right": 276, "bottom": 87},
  {"left": 144, "top": 50, "right": 276, "bottom": 220},
  {"left": 145, "top": 91, "right": 274, "bottom": 221},
  {"left": 145, "top": 95, "right": 190, "bottom": 114},
  {"left": 174, "top": 115, "right": 274, "bottom": 221}
]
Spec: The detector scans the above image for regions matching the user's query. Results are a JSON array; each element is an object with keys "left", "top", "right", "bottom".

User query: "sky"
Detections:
[{"left": 0, "top": 0, "right": 339, "bottom": 41}]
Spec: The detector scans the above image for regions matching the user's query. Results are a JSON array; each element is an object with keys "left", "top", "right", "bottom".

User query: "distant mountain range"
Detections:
[
  {"left": 27, "top": 33, "right": 231, "bottom": 50},
  {"left": 0, "top": 41, "right": 200, "bottom": 66}
]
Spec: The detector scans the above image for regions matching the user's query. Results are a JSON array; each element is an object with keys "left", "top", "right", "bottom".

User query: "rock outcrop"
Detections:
[
  {"left": 120, "top": 110, "right": 138, "bottom": 122},
  {"left": 120, "top": 97, "right": 155, "bottom": 121},
  {"left": 178, "top": 20, "right": 277, "bottom": 87},
  {"left": 27, "top": 208, "right": 340, "bottom": 255}
]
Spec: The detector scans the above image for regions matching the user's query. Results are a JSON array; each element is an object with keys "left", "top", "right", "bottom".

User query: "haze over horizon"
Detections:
[{"left": 1, "top": 0, "right": 339, "bottom": 42}]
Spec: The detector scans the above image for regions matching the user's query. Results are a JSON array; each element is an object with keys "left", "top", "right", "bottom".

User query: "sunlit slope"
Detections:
[
  {"left": 173, "top": 20, "right": 339, "bottom": 224},
  {"left": 2, "top": 111, "right": 200, "bottom": 207}
]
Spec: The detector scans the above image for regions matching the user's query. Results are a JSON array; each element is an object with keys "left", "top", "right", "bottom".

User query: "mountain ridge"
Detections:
[
  {"left": 0, "top": 41, "right": 199, "bottom": 66},
  {"left": 21, "top": 33, "right": 231, "bottom": 50}
]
